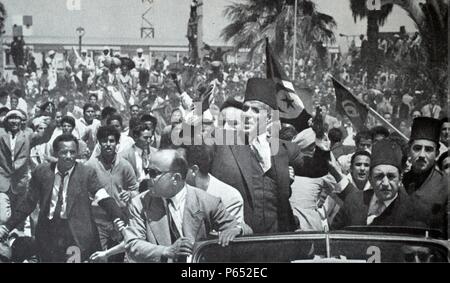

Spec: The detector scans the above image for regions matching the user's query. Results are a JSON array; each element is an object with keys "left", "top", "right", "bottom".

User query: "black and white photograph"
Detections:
[{"left": 0, "top": 0, "right": 448, "bottom": 265}]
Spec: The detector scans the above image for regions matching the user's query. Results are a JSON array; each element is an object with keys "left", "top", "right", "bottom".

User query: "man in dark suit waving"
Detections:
[
  {"left": 0, "top": 134, "right": 127, "bottom": 262},
  {"left": 211, "top": 78, "right": 330, "bottom": 233}
]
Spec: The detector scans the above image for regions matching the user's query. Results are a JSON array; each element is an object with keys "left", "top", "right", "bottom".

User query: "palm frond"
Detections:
[
  {"left": 220, "top": 0, "right": 337, "bottom": 60},
  {"left": 349, "top": 0, "right": 393, "bottom": 25},
  {"left": 0, "top": 2, "right": 6, "bottom": 32}
]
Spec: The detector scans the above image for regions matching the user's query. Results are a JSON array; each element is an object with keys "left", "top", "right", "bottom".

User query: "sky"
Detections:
[{"left": 3, "top": 0, "right": 417, "bottom": 48}]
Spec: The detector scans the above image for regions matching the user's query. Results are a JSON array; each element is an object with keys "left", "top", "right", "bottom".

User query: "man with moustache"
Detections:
[
  {"left": 331, "top": 140, "right": 416, "bottom": 229},
  {"left": 402, "top": 117, "right": 448, "bottom": 237}
]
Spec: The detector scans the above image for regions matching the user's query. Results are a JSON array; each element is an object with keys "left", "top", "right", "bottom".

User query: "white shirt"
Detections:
[
  {"left": 3, "top": 96, "right": 28, "bottom": 114},
  {"left": 166, "top": 186, "right": 187, "bottom": 237},
  {"left": 48, "top": 166, "right": 76, "bottom": 219},
  {"left": 134, "top": 146, "right": 145, "bottom": 182},
  {"left": 251, "top": 133, "right": 272, "bottom": 173},
  {"left": 9, "top": 132, "right": 17, "bottom": 160},
  {"left": 48, "top": 164, "right": 110, "bottom": 220},
  {"left": 76, "top": 118, "right": 100, "bottom": 140},
  {"left": 132, "top": 56, "right": 150, "bottom": 71},
  {"left": 366, "top": 193, "right": 398, "bottom": 225},
  {"left": 347, "top": 173, "right": 371, "bottom": 191}
]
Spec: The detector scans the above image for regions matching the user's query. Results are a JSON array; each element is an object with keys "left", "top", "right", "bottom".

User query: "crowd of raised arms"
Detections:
[{"left": 0, "top": 39, "right": 448, "bottom": 262}]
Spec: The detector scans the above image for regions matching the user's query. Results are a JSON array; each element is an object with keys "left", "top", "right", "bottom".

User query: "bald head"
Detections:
[{"left": 151, "top": 149, "right": 188, "bottom": 180}]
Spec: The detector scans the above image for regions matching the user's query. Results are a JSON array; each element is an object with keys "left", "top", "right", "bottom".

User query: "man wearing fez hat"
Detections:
[
  {"left": 402, "top": 117, "right": 448, "bottom": 236},
  {"left": 211, "top": 78, "right": 330, "bottom": 233},
  {"left": 331, "top": 140, "right": 417, "bottom": 230}
]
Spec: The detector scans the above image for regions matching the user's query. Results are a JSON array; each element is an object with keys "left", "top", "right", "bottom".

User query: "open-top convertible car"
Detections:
[{"left": 190, "top": 227, "right": 450, "bottom": 263}]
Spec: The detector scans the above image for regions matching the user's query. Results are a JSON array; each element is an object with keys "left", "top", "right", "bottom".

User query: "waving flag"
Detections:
[
  {"left": 331, "top": 77, "right": 368, "bottom": 132},
  {"left": 200, "top": 83, "right": 216, "bottom": 113},
  {"left": 265, "top": 38, "right": 311, "bottom": 133}
]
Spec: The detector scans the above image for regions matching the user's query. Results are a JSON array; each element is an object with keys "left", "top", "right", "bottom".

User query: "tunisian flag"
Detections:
[{"left": 331, "top": 77, "right": 368, "bottom": 132}]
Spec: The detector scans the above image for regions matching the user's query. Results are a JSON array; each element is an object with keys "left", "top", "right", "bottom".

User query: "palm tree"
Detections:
[
  {"left": 220, "top": 0, "right": 336, "bottom": 62},
  {"left": 349, "top": 0, "right": 393, "bottom": 86},
  {"left": 391, "top": 1, "right": 447, "bottom": 68},
  {"left": 357, "top": 0, "right": 448, "bottom": 96},
  {"left": 396, "top": 0, "right": 448, "bottom": 97}
]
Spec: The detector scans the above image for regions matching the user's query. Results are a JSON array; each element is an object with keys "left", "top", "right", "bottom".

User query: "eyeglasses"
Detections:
[{"left": 146, "top": 168, "right": 172, "bottom": 179}]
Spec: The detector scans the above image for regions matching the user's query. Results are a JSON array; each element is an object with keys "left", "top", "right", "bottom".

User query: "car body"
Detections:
[{"left": 191, "top": 227, "right": 450, "bottom": 263}]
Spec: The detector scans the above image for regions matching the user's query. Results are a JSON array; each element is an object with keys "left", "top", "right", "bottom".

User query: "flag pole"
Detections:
[
  {"left": 367, "top": 106, "right": 409, "bottom": 141},
  {"left": 292, "top": 0, "right": 298, "bottom": 81}
]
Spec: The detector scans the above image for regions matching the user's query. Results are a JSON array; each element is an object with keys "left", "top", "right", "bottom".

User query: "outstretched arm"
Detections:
[{"left": 4, "top": 171, "right": 41, "bottom": 233}]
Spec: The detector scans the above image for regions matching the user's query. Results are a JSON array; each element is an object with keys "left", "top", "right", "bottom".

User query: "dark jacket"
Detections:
[
  {"left": 7, "top": 162, "right": 103, "bottom": 261},
  {"left": 403, "top": 168, "right": 448, "bottom": 237},
  {"left": 211, "top": 138, "right": 329, "bottom": 233},
  {"left": 331, "top": 183, "right": 420, "bottom": 230}
]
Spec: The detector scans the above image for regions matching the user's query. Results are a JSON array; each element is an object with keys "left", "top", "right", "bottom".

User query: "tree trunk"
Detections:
[{"left": 366, "top": 11, "right": 379, "bottom": 87}]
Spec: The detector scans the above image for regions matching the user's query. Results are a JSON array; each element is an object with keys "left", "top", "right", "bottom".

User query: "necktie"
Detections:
[
  {"left": 53, "top": 172, "right": 68, "bottom": 219},
  {"left": 167, "top": 199, "right": 181, "bottom": 243},
  {"left": 142, "top": 148, "right": 148, "bottom": 172}
]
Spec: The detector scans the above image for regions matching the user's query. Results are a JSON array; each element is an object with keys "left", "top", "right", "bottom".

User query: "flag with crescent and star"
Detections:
[
  {"left": 332, "top": 77, "right": 368, "bottom": 132},
  {"left": 265, "top": 38, "right": 312, "bottom": 133}
]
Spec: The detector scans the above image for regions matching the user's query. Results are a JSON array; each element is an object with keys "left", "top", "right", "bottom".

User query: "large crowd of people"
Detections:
[{"left": 0, "top": 35, "right": 448, "bottom": 263}]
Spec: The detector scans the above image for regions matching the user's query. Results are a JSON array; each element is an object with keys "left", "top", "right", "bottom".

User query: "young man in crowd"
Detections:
[{"left": 86, "top": 126, "right": 138, "bottom": 262}]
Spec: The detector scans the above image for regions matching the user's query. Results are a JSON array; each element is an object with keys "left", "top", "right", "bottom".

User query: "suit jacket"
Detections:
[
  {"left": 125, "top": 185, "right": 239, "bottom": 262},
  {"left": 0, "top": 125, "right": 56, "bottom": 194},
  {"left": 7, "top": 162, "right": 103, "bottom": 261},
  {"left": 331, "top": 183, "right": 418, "bottom": 230},
  {"left": 118, "top": 145, "right": 157, "bottom": 178},
  {"left": 210, "top": 139, "right": 329, "bottom": 233},
  {"left": 0, "top": 128, "right": 30, "bottom": 194},
  {"left": 403, "top": 168, "right": 448, "bottom": 237}
]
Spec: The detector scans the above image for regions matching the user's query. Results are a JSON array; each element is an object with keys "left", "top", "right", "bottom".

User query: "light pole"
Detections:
[
  {"left": 292, "top": 0, "right": 297, "bottom": 81},
  {"left": 76, "top": 26, "right": 85, "bottom": 54}
]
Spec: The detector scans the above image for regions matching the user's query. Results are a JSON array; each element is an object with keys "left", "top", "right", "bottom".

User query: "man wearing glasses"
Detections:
[{"left": 123, "top": 149, "right": 245, "bottom": 262}]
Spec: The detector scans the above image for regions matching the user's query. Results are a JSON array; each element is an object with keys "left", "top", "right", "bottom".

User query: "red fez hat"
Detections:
[
  {"left": 244, "top": 78, "right": 278, "bottom": 110},
  {"left": 410, "top": 117, "right": 442, "bottom": 144},
  {"left": 371, "top": 139, "right": 403, "bottom": 170}
]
